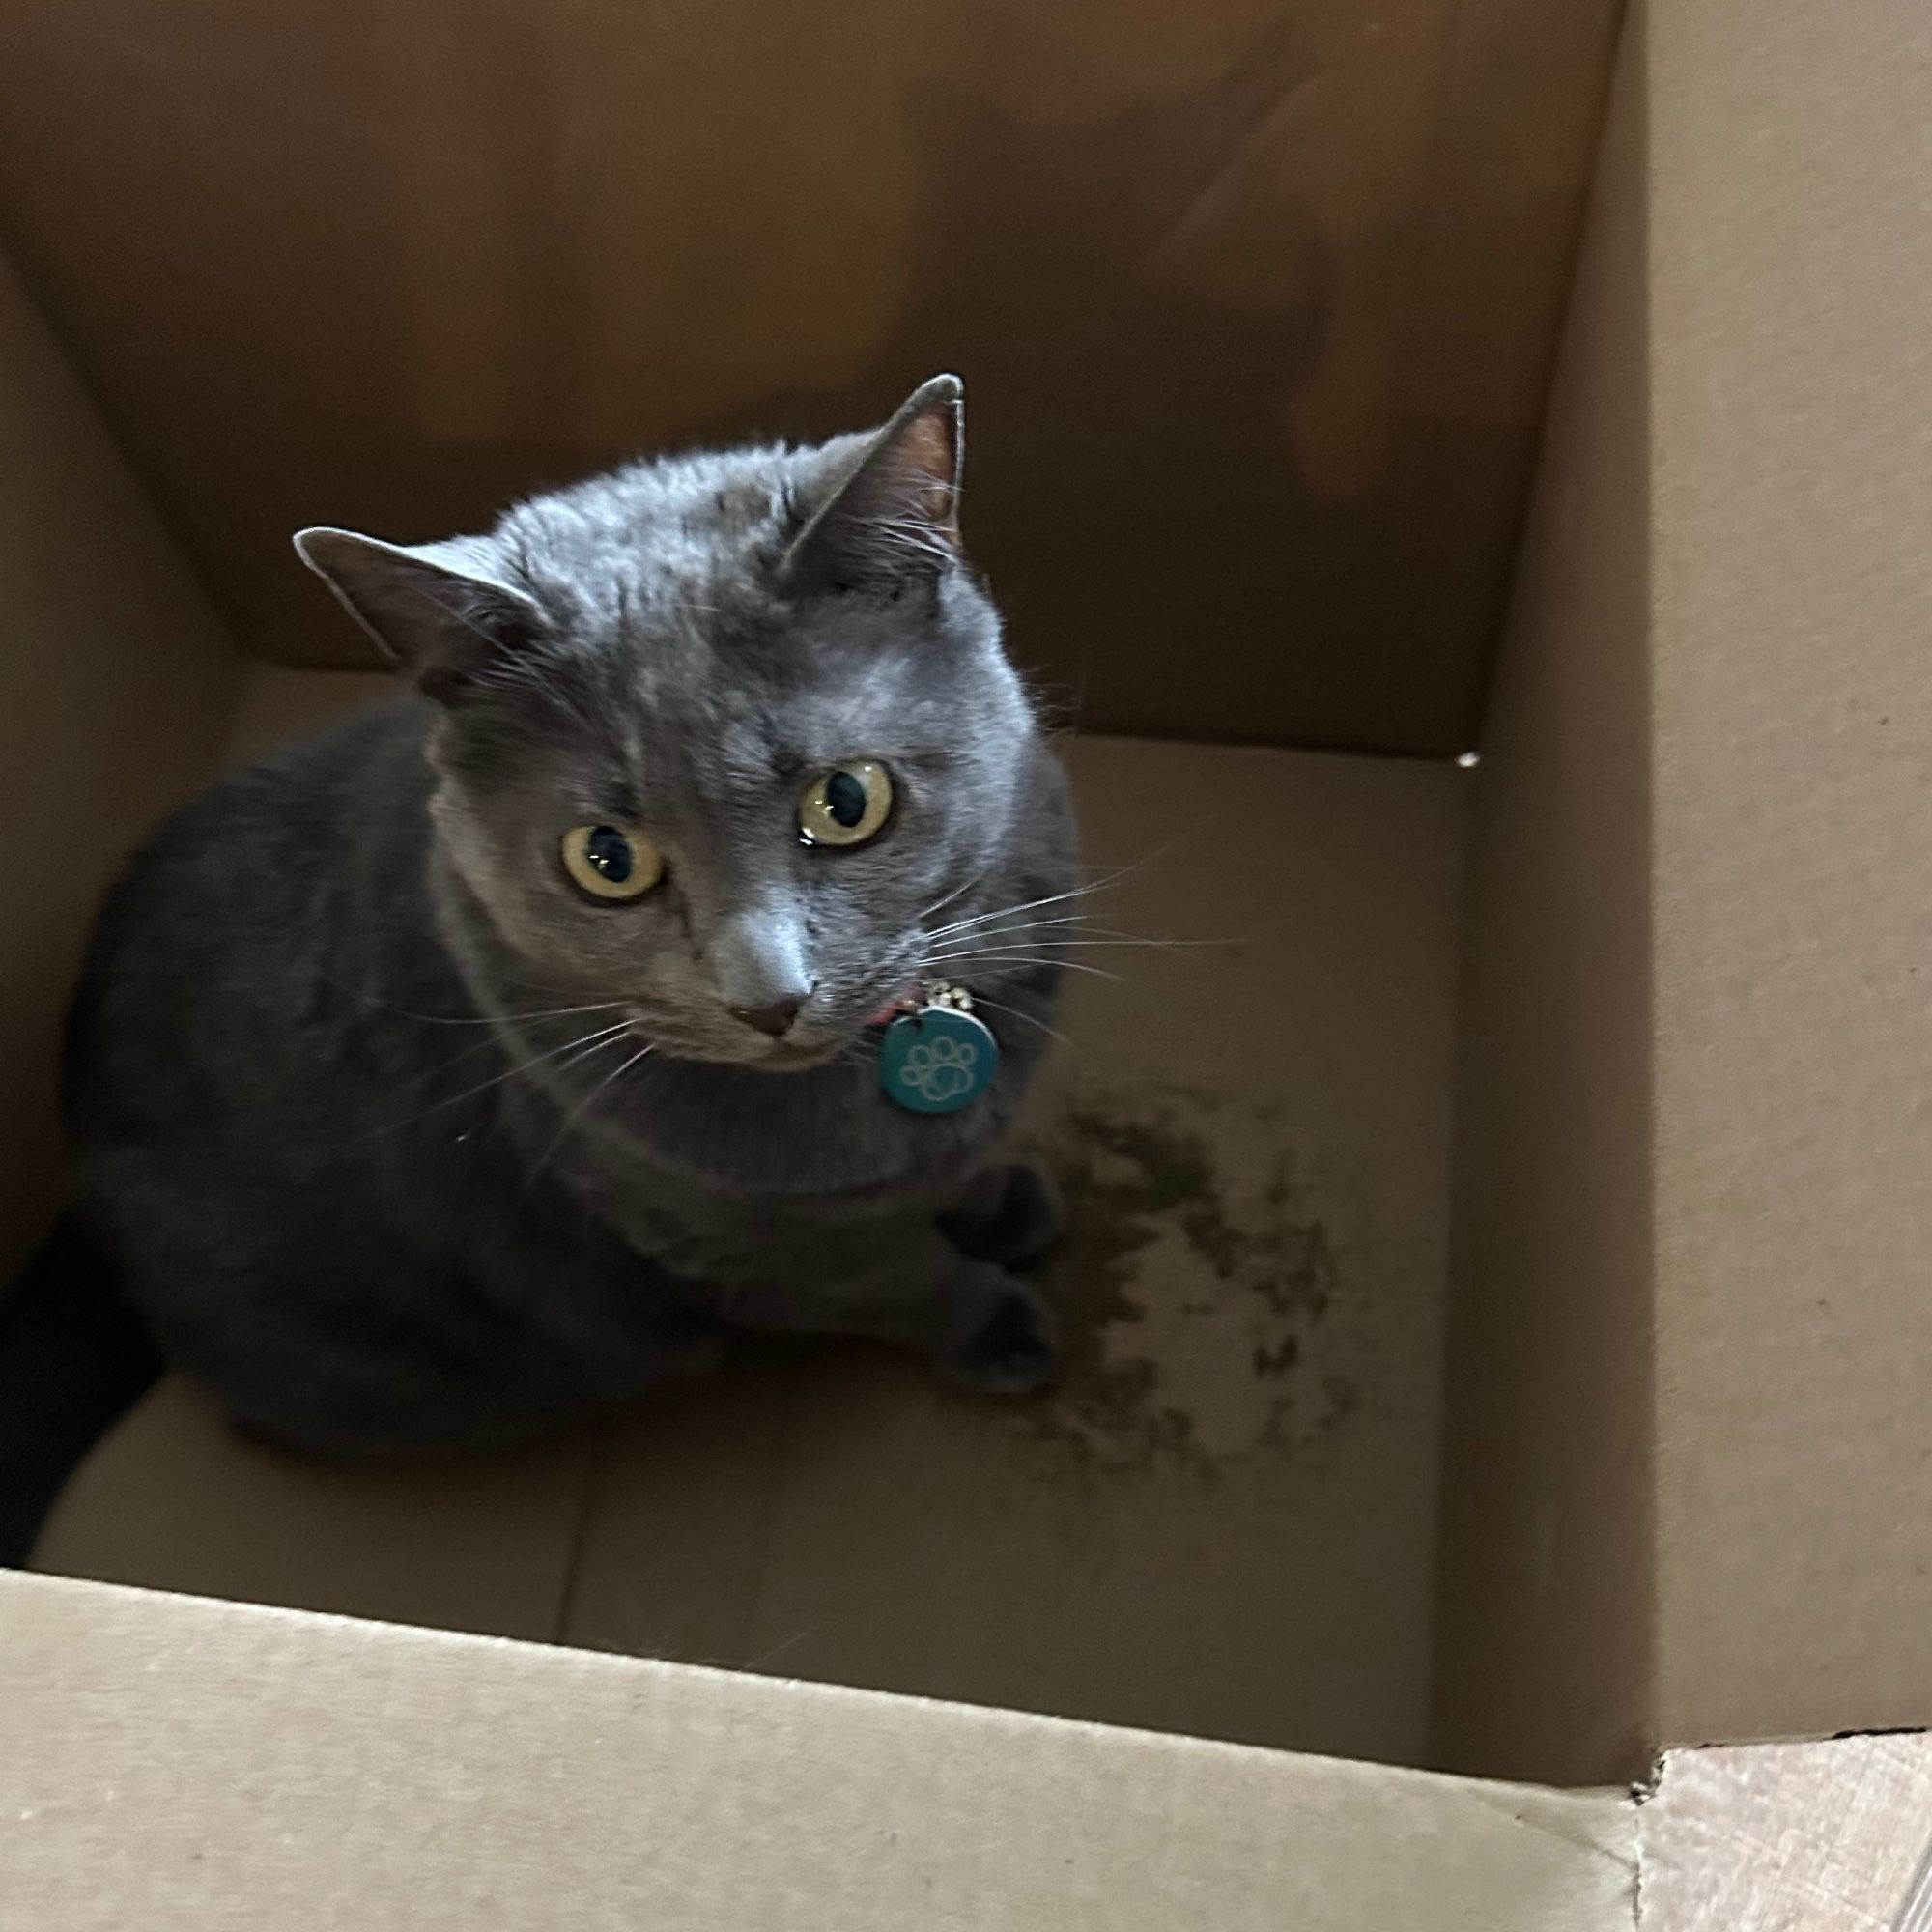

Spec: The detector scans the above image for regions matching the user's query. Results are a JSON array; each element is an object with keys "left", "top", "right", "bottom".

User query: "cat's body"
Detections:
[
  {"left": 14, "top": 376, "right": 1076, "bottom": 1500},
  {"left": 70, "top": 693, "right": 1070, "bottom": 1455}
]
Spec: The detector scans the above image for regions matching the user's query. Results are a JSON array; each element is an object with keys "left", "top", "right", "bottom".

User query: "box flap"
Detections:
[
  {"left": 0, "top": 1572, "right": 1634, "bottom": 1930},
  {"left": 1646, "top": 0, "right": 1932, "bottom": 1750}
]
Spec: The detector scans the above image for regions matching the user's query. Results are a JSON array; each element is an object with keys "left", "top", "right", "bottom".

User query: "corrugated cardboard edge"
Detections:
[
  {"left": 1895, "top": 1833, "right": 1932, "bottom": 1932},
  {"left": 0, "top": 1571, "right": 1634, "bottom": 1931},
  {"left": 1638, "top": 1733, "right": 1932, "bottom": 1929}
]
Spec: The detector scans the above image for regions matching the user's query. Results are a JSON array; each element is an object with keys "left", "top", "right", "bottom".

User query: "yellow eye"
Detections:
[
  {"left": 560, "top": 823, "right": 664, "bottom": 901},
  {"left": 798, "top": 761, "right": 895, "bottom": 847}
]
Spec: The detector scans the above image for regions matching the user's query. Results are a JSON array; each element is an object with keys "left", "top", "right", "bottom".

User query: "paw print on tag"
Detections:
[
  {"left": 902, "top": 1034, "right": 980, "bottom": 1103},
  {"left": 878, "top": 1005, "right": 1000, "bottom": 1114}
]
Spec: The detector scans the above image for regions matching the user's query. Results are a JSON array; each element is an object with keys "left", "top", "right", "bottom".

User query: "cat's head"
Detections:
[{"left": 295, "top": 377, "right": 1046, "bottom": 1068}]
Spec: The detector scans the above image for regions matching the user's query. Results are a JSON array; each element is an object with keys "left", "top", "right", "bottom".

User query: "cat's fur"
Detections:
[{"left": 34, "top": 376, "right": 1076, "bottom": 1472}]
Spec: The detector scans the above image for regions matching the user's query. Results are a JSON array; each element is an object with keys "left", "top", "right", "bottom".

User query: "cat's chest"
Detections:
[{"left": 559, "top": 1048, "right": 1009, "bottom": 1272}]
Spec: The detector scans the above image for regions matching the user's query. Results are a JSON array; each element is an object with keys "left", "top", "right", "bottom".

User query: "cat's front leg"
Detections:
[
  {"left": 724, "top": 1223, "right": 1061, "bottom": 1396},
  {"left": 939, "top": 1161, "right": 1065, "bottom": 1270},
  {"left": 939, "top": 1264, "right": 1062, "bottom": 1395}
]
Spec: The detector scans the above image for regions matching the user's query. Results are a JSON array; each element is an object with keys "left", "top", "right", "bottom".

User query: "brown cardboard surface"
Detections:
[
  {"left": 44, "top": 679, "right": 1467, "bottom": 1768},
  {"left": 226, "top": 664, "right": 395, "bottom": 763},
  {"left": 34, "top": 1380, "right": 595, "bottom": 1647},
  {"left": 1645, "top": 0, "right": 1932, "bottom": 1748},
  {"left": 0, "top": 255, "right": 240, "bottom": 1277},
  {"left": 1433, "top": 16, "right": 1654, "bottom": 1785},
  {"left": 0, "top": 1571, "right": 1636, "bottom": 1931},
  {"left": 1640, "top": 1735, "right": 1932, "bottom": 1930},
  {"left": 0, "top": 0, "right": 1618, "bottom": 753}
]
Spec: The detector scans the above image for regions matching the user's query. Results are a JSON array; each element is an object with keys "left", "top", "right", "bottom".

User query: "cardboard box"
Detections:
[{"left": 5, "top": 0, "right": 1931, "bottom": 1922}]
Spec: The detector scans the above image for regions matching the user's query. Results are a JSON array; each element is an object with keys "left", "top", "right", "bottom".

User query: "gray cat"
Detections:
[{"left": 2, "top": 377, "right": 1074, "bottom": 1536}]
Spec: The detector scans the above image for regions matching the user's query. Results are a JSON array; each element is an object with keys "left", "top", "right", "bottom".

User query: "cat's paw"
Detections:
[
  {"left": 944, "top": 1280, "right": 1062, "bottom": 1397},
  {"left": 941, "top": 1162, "right": 1065, "bottom": 1269}
]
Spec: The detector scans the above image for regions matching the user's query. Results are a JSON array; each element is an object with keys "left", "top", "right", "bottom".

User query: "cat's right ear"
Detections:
[
  {"left": 293, "top": 527, "right": 541, "bottom": 703},
  {"left": 779, "top": 375, "right": 966, "bottom": 595}
]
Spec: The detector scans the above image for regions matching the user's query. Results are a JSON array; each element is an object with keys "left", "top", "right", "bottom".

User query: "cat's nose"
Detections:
[
  {"left": 710, "top": 904, "right": 810, "bottom": 1037},
  {"left": 730, "top": 995, "right": 804, "bottom": 1038}
]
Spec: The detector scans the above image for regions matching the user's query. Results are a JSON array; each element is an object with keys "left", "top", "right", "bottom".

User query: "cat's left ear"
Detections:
[
  {"left": 781, "top": 373, "right": 965, "bottom": 593},
  {"left": 293, "top": 527, "right": 541, "bottom": 703}
]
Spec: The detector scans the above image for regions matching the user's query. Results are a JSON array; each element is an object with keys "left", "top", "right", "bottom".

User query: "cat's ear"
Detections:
[
  {"left": 781, "top": 373, "right": 965, "bottom": 594},
  {"left": 293, "top": 527, "right": 541, "bottom": 702}
]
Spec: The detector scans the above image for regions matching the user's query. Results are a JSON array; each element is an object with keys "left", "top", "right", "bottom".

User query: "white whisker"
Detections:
[
  {"left": 916, "top": 858, "right": 1002, "bottom": 926},
  {"left": 968, "top": 992, "right": 1072, "bottom": 1049},
  {"left": 922, "top": 846, "right": 1178, "bottom": 946},
  {"left": 924, "top": 950, "right": 1127, "bottom": 985},
  {"left": 924, "top": 878, "right": 1115, "bottom": 945},
  {"left": 929, "top": 918, "right": 1218, "bottom": 954},
  {"left": 355, "top": 1019, "right": 636, "bottom": 1143},
  {"left": 373, "top": 996, "right": 633, "bottom": 1029},
  {"left": 939, "top": 934, "right": 1210, "bottom": 956},
  {"left": 523, "top": 1038, "right": 659, "bottom": 1189}
]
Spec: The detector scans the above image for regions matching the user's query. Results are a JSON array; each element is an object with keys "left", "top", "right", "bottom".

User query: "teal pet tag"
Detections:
[{"left": 878, "top": 986, "right": 999, "bottom": 1115}]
